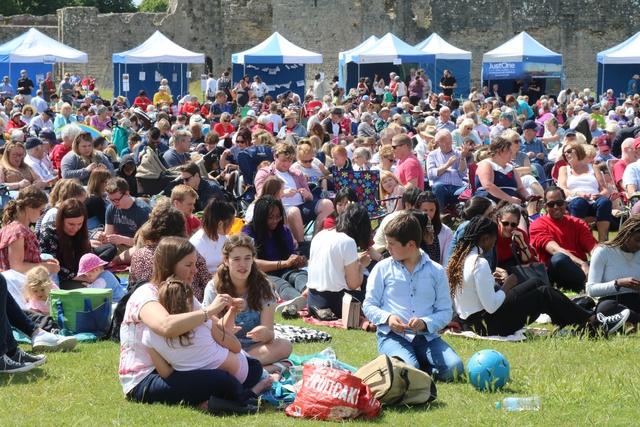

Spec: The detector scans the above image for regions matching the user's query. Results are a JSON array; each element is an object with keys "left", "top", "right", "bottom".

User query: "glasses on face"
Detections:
[
  {"left": 108, "top": 193, "right": 125, "bottom": 204},
  {"left": 11, "top": 152, "right": 24, "bottom": 159},
  {"left": 464, "top": 127, "right": 473, "bottom": 131},
  {"left": 546, "top": 199, "right": 566, "bottom": 208},
  {"left": 563, "top": 148, "right": 575, "bottom": 156},
  {"left": 267, "top": 215, "right": 283, "bottom": 223},
  {"left": 500, "top": 221, "right": 518, "bottom": 229},
  {"left": 236, "top": 139, "right": 245, "bottom": 144},
  {"left": 566, "top": 134, "right": 576, "bottom": 139},
  {"left": 391, "top": 144, "right": 406, "bottom": 150},
  {"left": 182, "top": 175, "right": 193, "bottom": 183},
  {"left": 298, "top": 158, "right": 313, "bottom": 164},
  {"left": 224, "top": 120, "right": 231, "bottom": 123}
]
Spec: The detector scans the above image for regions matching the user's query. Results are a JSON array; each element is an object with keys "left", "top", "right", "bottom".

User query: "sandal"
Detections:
[
  {"left": 272, "top": 358, "right": 294, "bottom": 375},
  {"left": 309, "top": 305, "right": 337, "bottom": 321},
  {"left": 281, "top": 305, "right": 298, "bottom": 319}
]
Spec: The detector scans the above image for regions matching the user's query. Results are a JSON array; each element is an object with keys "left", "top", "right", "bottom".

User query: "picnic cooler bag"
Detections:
[
  {"left": 355, "top": 354, "right": 437, "bottom": 406},
  {"left": 50, "top": 289, "right": 112, "bottom": 334}
]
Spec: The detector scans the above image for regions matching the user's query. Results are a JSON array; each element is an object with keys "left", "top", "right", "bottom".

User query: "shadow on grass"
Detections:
[{"left": 0, "top": 367, "right": 47, "bottom": 386}]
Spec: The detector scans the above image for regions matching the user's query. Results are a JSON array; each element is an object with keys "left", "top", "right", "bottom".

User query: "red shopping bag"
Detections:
[{"left": 285, "top": 364, "right": 381, "bottom": 421}]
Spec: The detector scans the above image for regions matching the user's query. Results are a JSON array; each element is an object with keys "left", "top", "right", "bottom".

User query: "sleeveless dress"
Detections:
[
  {"left": 475, "top": 159, "right": 518, "bottom": 202},
  {"left": 4, "top": 167, "right": 33, "bottom": 184}
]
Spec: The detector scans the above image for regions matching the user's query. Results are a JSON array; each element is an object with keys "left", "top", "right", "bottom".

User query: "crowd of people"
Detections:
[{"left": 2, "top": 67, "right": 640, "bottom": 416}]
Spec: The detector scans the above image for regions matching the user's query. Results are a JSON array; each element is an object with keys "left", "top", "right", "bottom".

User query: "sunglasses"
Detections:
[
  {"left": 563, "top": 148, "right": 575, "bottom": 156},
  {"left": 545, "top": 199, "right": 566, "bottom": 208},
  {"left": 227, "top": 234, "right": 254, "bottom": 245},
  {"left": 182, "top": 175, "right": 193, "bottom": 183},
  {"left": 298, "top": 159, "right": 313, "bottom": 164},
  {"left": 418, "top": 193, "right": 438, "bottom": 203},
  {"left": 391, "top": 144, "right": 406, "bottom": 150},
  {"left": 500, "top": 221, "right": 518, "bottom": 229}
]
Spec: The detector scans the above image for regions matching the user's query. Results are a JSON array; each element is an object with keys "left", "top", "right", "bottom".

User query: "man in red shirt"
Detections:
[
  {"left": 171, "top": 184, "right": 201, "bottom": 236},
  {"left": 50, "top": 124, "right": 81, "bottom": 178},
  {"left": 392, "top": 134, "right": 424, "bottom": 190},
  {"left": 530, "top": 186, "right": 598, "bottom": 293}
]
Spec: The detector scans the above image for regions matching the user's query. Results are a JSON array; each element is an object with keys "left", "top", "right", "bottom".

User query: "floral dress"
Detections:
[{"left": 0, "top": 221, "right": 42, "bottom": 272}]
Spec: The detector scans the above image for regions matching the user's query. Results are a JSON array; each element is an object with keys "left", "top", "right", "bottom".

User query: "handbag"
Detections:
[
  {"left": 50, "top": 289, "right": 112, "bottom": 334},
  {"left": 341, "top": 293, "right": 361, "bottom": 329},
  {"left": 509, "top": 243, "right": 551, "bottom": 287}
]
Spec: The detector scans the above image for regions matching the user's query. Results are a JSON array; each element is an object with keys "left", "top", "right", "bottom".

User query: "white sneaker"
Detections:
[
  {"left": 32, "top": 332, "right": 78, "bottom": 352},
  {"left": 597, "top": 309, "right": 631, "bottom": 335},
  {"left": 275, "top": 295, "right": 307, "bottom": 314}
]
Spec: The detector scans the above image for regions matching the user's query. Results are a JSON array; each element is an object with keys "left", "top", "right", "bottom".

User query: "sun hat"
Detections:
[{"left": 77, "top": 253, "right": 108, "bottom": 277}]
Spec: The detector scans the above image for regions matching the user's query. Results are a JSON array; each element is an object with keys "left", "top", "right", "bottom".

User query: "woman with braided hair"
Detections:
[
  {"left": 446, "top": 215, "right": 630, "bottom": 336},
  {"left": 587, "top": 216, "right": 640, "bottom": 328}
]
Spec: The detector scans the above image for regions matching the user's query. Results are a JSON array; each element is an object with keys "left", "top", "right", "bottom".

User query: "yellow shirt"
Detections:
[{"left": 153, "top": 92, "right": 172, "bottom": 106}]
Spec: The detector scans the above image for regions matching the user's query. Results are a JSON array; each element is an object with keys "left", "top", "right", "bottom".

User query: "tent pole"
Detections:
[
  {"left": 601, "top": 64, "right": 604, "bottom": 99},
  {"left": 181, "top": 63, "right": 184, "bottom": 99}
]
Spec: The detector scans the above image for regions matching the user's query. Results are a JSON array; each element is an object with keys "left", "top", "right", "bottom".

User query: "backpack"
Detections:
[{"left": 355, "top": 354, "right": 437, "bottom": 406}]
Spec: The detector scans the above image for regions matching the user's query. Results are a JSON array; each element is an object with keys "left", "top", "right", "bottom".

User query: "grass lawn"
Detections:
[{"left": 1, "top": 314, "right": 639, "bottom": 426}]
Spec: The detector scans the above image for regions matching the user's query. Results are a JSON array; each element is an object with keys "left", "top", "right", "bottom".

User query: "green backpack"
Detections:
[{"left": 355, "top": 354, "right": 437, "bottom": 406}]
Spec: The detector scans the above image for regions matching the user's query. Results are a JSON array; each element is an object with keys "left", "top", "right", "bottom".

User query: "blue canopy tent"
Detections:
[
  {"left": 597, "top": 32, "right": 640, "bottom": 98},
  {"left": 338, "top": 36, "right": 378, "bottom": 91},
  {"left": 347, "top": 33, "right": 435, "bottom": 94},
  {"left": 0, "top": 28, "right": 88, "bottom": 98},
  {"left": 231, "top": 32, "right": 322, "bottom": 101},
  {"left": 481, "top": 32, "right": 564, "bottom": 98},
  {"left": 112, "top": 31, "right": 204, "bottom": 105},
  {"left": 414, "top": 33, "right": 471, "bottom": 98}
]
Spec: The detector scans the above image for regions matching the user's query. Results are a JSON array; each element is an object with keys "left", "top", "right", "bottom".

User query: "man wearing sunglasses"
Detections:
[
  {"left": 180, "top": 161, "right": 224, "bottom": 212},
  {"left": 530, "top": 186, "right": 598, "bottom": 293},
  {"left": 133, "top": 127, "right": 169, "bottom": 166},
  {"left": 392, "top": 134, "right": 425, "bottom": 190}
]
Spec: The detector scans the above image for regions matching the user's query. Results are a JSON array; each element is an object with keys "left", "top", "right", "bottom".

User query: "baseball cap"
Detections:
[
  {"left": 634, "top": 137, "right": 640, "bottom": 150},
  {"left": 606, "top": 122, "right": 621, "bottom": 134},
  {"left": 361, "top": 95, "right": 370, "bottom": 101},
  {"left": 597, "top": 135, "right": 612, "bottom": 148},
  {"left": 522, "top": 120, "right": 541, "bottom": 131},
  {"left": 39, "top": 128, "right": 58, "bottom": 145},
  {"left": 24, "top": 137, "right": 43, "bottom": 150}
]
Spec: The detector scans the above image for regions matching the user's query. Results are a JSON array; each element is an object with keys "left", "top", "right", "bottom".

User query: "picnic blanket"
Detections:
[
  {"left": 274, "top": 323, "right": 332, "bottom": 344},
  {"left": 444, "top": 329, "right": 528, "bottom": 342}
]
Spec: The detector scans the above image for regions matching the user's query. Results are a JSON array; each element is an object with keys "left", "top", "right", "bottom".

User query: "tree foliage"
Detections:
[{"left": 138, "top": 0, "right": 169, "bottom": 13}]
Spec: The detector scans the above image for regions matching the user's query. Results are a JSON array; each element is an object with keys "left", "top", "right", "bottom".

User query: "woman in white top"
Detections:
[
  {"left": 451, "top": 118, "right": 483, "bottom": 150},
  {"left": 251, "top": 76, "right": 269, "bottom": 100},
  {"left": 587, "top": 217, "right": 640, "bottom": 327},
  {"left": 415, "top": 191, "right": 453, "bottom": 265},
  {"left": 306, "top": 203, "right": 372, "bottom": 318},
  {"left": 557, "top": 140, "right": 612, "bottom": 242},
  {"left": 446, "top": 216, "right": 628, "bottom": 336},
  {"left": 190, "top": 198, "right": 235, "bottom": 274}
]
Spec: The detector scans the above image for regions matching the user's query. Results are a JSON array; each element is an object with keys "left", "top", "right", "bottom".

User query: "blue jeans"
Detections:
[
  {"left": 377, "top": 332, "right": 464, "bottom": 381},
  {"left": 0, "top": 275, "right": 37, "bottom": 356},
  {"left": 531, "top": 162, "right": 547, "bottom": 181},
  {"left": 129, "top": 369, "right": 254, "bottom": 405},
  {"left": 431, "top": 182, "right": 465, "bottom": 212},
  {"left": 547, "top": 253, "right": 586, "bottom": 293},
  {"left": 568, "top": 196, "right": 612, "bottom": 223}
]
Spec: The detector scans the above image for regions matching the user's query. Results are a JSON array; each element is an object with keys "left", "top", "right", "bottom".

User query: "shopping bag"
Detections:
[
  {"left": 342, "top": 293, "right": 361, "bottom": 329},
  {"left": 50, "top": 289, "right": 112, "bottom": 334},
  {"left": 285, "top": 364, "right": 380, "bottom": 420}
]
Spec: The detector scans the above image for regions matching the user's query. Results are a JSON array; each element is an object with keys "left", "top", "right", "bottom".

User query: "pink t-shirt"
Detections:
[
  {"left": 118, "top": 283, "right": 203, "bottom": 395},
  {"left": 395, "top": 154, "right": 425, "bottom": 190}
]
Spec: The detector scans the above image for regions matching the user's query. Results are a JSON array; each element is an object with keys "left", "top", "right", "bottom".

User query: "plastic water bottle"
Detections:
[{"left": 495, "top": 396, "right": 540, "bottom": 411}]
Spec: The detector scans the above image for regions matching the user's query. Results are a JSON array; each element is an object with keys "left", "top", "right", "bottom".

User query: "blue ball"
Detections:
[{"left": 467, "top": 349, "right": 510, "bottom": 391}]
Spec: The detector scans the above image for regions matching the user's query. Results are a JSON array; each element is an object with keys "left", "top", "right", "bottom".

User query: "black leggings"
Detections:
[
  {"left": 597, "top": 293, "right": 640, "bottom": 324},
  {"left": 460, "top": 278, "right": 593, "bottom": 336}
]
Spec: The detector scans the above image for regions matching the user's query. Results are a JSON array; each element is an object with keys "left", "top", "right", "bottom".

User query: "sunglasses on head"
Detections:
[
  {"left": 545, "top": 199, "right": 566, "bottom": 208},
  {"left": 418, "top": 193, "right": 438, "bottom": 203}
]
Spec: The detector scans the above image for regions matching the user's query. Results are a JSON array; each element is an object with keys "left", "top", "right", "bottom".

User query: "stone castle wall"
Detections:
[{"left": 1, "top": 0, "right": 640, "bottom": 93}]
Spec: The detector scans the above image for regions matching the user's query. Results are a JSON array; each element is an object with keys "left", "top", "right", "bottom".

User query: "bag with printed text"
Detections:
[{"left": 285, "top": 364, "right": 380, "bottom": 421}]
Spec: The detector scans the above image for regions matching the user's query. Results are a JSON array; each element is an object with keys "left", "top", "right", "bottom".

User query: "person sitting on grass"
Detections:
[
  {"left": 142, "top": 277, "right": 274, "bottom": 405},
  {"left": 171, "top": 184, "right": 201, "bottom": 236},
  {"left": 363, "top": 212, "right": 464, "bottom": 381},
  {"left": 203, "top": 234, "right": 294, "bottom": 375},
  {"left": 120, "top": 237, "right": 254, "bottom": 412},
  {"left": 446, "top": 215, "right": 629, "bottom": 337},
  {"left": 94, "top": 177, "right": 151, "bottom": 265},
  {"left": 242, "top": 196, "right": 308, "bottom": 316},
  {"left": 587, "top": 216, "right": 640, "bottom": 330}
]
